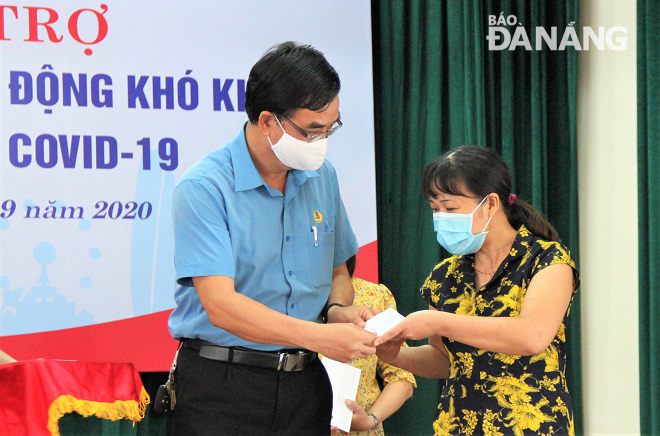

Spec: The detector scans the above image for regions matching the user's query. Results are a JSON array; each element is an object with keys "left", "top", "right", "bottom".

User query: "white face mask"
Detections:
[{"left": 267, "top": 117, "right": 328, "bottom": 171}]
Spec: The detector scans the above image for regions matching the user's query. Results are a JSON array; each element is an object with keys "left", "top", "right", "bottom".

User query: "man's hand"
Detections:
[
  {"left": 327, "top": 305, "right": 378, "bottom": 327},
  {"left": 312, "top": 323, "right": 377, "bottom": 362}
]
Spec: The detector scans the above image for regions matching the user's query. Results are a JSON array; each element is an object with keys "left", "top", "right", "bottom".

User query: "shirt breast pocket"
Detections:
[{"left": 308, "top": 230, "right": 335, "bottom": 288}]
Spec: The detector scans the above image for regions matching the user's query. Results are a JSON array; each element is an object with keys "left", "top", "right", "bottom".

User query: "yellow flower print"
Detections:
[
  {"left": 483, "top": 409, "right": 504, "bottom": 436},
  {"left": 445, "top": 257, "right": 461, "bottom": 275},
  {"left": 462, "top": 409, "right": 479, "bottom": 435},
  {"left": 447, "top": 351, "right": 459, "bottom": 379},
  {"left": 551, "top": 397, "right": 569, "bottom": 418},
  {"left": 445, "top": 289, "right": 477, "bottom": 316},
  {"left": 530, "top": 345, "right": 560, "bottom": 373},
  {"left": 433, "top": 258, "right": 452, "bottom": 272},
  {"left": 507, "top": 390, "right": 532, "bottom": 407},
  {"left": 456, "top": 352, "right": 475, "bottom": 378},
  {"left": 433, "top": 397, "right": 460, "bottom": 436},
  {"left": 536, "top": 241, "right": 575, "bottom": 269},
  {"left": 422, "top": 276, "right": 442, "bottom": 293},
  {"left": 421, "top": 273, "right": 442, "bottom": 305},
  {"left": 519, "top": 241, "right": 533, "bottom": 266},
  {"left": 539, "top": 375, "right": 560, "bottom": 391},
  {"left": 519, "top": 227, "right": 531, "bottom": 237},
  {"left": 487, "top": 374, "right": 538, "bottom": 409},
  {"left": 494, "top": 353, "right": 519, "bottom": 365},
  {"left": 492, "top": 285, "right": 524, "bottom": 316},
  {"left": 537, "top": 240, "right": 558, "bottom": 251},
  {"left": 556, "top": 323, "right": 566, "bottom": 342},
  {"left": 476, "top": 294, "right": 490, "bottom": 312},
  {"left": 505, "top": 398, "right": 554, "bottom": 435}
]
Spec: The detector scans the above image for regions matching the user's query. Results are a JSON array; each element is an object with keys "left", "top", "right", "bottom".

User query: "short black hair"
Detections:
[{"left": 245, "top": 41, "right": 341, "bottom": 123}]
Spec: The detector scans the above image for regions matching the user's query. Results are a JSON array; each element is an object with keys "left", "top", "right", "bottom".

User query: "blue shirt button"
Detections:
[
  {"left": 290, "top": 303, "right": 295, "bottom": 308},
  {"left": 286, "top": 236, "right": 290, "bottom": 241},
  {"left": 288, "top": 270, "right": 293, "bottom": 276}
]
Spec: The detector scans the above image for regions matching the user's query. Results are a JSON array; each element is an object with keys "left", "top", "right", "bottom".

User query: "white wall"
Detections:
[{"left": 578, "top": 0, "right": 639, "bottom": 434}]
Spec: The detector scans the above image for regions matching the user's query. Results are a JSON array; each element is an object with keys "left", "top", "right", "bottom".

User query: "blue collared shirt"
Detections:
[{"left": 168, "top": 126, "right": 359, "bottom": 350}]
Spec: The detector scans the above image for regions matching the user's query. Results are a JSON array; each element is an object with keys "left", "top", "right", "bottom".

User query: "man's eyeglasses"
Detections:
[{"left": 276, "top": 114, "right": 343, "bottom": 143}]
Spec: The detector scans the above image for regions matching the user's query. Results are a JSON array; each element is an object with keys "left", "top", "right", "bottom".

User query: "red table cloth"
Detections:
[{"left": 0, "top": 359, "right": 150, "bottom": 435}]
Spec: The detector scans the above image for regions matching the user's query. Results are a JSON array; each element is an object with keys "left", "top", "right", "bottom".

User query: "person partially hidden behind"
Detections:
[
  {"left": 335, "top": 255, "right": 416, "bottom": 436},
  {"left": 166, "top": 42, "right": 377, "bottom": 435},
  {"left": 0, "top": 349, "right": 16, "bottom": 365},
  {"left": 375, "top": 145, "right": 580, "bottom": 435}
]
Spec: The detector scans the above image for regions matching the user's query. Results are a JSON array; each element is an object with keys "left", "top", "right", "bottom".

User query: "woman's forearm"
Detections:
[
  {"left": 433, "top": 312, "right": 550, "bottom": 356},
  {"left": 390, "top": 344, "right": 449, "bottom": 379}
]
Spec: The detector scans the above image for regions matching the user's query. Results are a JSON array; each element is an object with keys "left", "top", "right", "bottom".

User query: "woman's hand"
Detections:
[
  {"left": 345, "top": 400, "right": 377, "bottom": 431},
  {"left": 375, "top": 337, "right": 405, "bottom": 364},
  {"left": 374, "top": 310, "right": 441, "bottom": 346}
]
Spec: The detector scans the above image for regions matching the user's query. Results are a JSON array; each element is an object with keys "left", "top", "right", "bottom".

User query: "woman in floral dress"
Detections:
[{"left": 375, "top": 146, "right": 579, "bottom": 435}]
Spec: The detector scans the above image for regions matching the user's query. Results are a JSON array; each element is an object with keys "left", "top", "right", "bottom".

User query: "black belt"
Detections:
[{"left": 182, "top": 339, "right": 317, "bottom": 372}]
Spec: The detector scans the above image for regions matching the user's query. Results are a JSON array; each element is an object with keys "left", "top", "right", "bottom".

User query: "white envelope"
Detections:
[
  {"left": 320, "top": 357, "right": 362, "bottom": 433},
  {"left": 364, "top": 307, "right": 405, "bottom": 337}
]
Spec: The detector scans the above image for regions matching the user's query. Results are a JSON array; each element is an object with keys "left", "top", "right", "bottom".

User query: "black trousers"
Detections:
[{"left": 166, "top": 346, "right": 333, "bottom": 436}]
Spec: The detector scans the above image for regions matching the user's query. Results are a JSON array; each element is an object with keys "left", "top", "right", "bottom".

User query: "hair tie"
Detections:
[{"left": 508, "top": 193, "right": 517, "bottom": 206}]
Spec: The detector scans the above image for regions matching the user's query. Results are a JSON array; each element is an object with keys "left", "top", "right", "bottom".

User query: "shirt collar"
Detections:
[
  {"left": 458, "top": 225, "right": 533, "bottom": 291},
  {"left": 229, "top": 125, "right": 320, "bottom": 192},
  {"left": 461, "top": 225, "right": 532, "bottom": 263},
  {"left": 296, "top": 168, "right": 321, "bottom": 182},
  {"left": 504, "top": 225, "right": 533, "bottom": 262},
  {"left": 229, "top": 125, "right": 267, "bottom": 192}
]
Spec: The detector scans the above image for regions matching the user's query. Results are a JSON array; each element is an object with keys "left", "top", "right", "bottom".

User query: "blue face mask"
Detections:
[{"left": 433, "top": 196, "right": 492, "bottom": 255}]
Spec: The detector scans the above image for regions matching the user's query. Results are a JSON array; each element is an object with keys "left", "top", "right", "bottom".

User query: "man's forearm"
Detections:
[
  {"left": 194, "top": 276, "right": 320, "bottom": 349},
  {"left": 327, "top": 263, "right": 354, "bottom": 306}
]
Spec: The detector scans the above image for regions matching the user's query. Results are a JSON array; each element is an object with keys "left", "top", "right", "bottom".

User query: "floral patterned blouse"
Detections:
[
  {"left": 420, "top": 226, "right": 579, "bottom": 436},
  {"left": 347, "top": 277, "right": 417, "bottom": 436}
]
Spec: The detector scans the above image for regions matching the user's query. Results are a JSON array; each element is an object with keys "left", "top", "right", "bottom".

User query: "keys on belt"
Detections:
[{"left": 182, "top": 339, "right": 317, "bottom": 372}]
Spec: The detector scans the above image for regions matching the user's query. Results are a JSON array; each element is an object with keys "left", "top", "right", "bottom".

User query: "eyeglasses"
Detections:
[{"left": 276, "top": 113, "right": 343, "bottom": 143}]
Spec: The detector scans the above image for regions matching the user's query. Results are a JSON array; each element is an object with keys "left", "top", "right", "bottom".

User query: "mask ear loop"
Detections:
[
  {"left": 267, "top": 115, "right": 286, "bottom": 147},
  {"left": 481, "top": 215, "right": 493, "bottom": 233},
  {"left": 473, "top": 196, "right": 493, "bottom": 233},
  {"left": 471, "top": 195, "right": 489, "bottom": 214}
]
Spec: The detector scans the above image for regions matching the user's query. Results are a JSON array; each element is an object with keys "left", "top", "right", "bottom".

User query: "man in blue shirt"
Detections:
[{"left": 166, "top": 42, "right": 377, "bottom": 435}]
